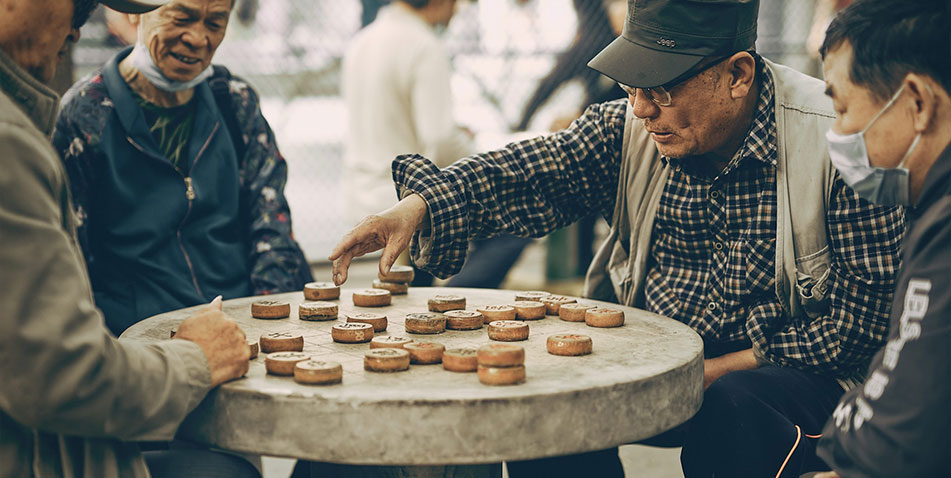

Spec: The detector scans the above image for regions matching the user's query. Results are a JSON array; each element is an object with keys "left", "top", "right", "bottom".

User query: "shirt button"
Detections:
[
  {"left": 707, "top": 302, "right": 718, "bottom": 311},
  {"left": 714, "top": 242, "right": 724, "bottom": 251},
  {"left": 710, "top": 190, "right": 720, "bottom": 199}
]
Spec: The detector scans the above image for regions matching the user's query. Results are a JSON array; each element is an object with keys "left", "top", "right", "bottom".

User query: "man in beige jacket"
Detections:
[{"left": 0, "top": 1, "right": 253, "bottom": 476}]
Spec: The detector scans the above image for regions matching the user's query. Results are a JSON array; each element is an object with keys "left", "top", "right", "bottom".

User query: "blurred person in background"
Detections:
[
  {"left": 516, "top": 0, "right": 626, "bottom": 133},
  {"left": 0, "top": 0, "right": 255, "bottom": 476},
  {"left": 515, "top": 0, "right": 627, "bottom": 276},
  {"left": 330, "top": 0, "right": 906, "bottom": 476},
  {"left": 52, "top": 0, "right": 313, "bottom": 336},
  {"left": 813, "top": 1, "right": 950, "bottom": 477},
  {"left": 362, "top": 0, "right": 393, "bottom": 27},
  {"left": 343, "top": 0, "right": 532, "bottom": 289}
]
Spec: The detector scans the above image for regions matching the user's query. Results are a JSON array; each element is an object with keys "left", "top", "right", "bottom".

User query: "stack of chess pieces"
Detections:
[{"left": 228, "top": 266, "right": 626, "bottom": 387}]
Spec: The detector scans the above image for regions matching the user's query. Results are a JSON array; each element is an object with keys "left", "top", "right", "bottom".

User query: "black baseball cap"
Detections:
[
  {"left": 589, "top": 0, "right": 759, "bottom": 88},
  {"left": 100, "top": 0, "right": 169, "bottom": 13}
]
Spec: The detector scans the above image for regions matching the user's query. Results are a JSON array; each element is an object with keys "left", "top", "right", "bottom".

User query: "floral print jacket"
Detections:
[{"left": 52, "top": 49, "right": 312, "bottom": 333}]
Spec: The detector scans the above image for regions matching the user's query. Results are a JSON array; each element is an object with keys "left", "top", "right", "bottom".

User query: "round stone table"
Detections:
[{"left": 121, "top": 287, "right": 703, "bottom": 465}]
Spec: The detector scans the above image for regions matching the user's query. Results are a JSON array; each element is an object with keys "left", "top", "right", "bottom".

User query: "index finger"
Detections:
[{"left": 332, "top": 251, "right": 355, "bottom": 286}]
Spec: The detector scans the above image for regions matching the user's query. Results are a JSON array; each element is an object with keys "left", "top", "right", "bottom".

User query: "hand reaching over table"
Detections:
[{"left": 329, "top": 194, "right": 429, "bottom": 285}]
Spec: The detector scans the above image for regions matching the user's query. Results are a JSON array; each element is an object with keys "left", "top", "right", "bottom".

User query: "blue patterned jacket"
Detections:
[{"left": 52, "top": 48, "right": 312, "bottom": 334}]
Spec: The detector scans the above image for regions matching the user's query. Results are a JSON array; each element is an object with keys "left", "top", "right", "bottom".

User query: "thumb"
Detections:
[{"left": 209, "top": 295, "right": 223, "bottom": 310}]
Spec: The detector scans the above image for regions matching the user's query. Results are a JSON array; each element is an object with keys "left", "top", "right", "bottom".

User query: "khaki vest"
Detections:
[{"left": 584, "top": 59, "right": 837, "bottom": 327}]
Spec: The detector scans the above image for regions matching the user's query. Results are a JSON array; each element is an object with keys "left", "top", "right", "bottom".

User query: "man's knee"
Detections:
[
  {"left": 144, "top": 449, "right": 260, "bottom": 478},
  {"left": 506, "top": 448, "right": 623, "bottom": 478},
  {"left": 702, "top": 369, "right": 763, "bottom": 420}
]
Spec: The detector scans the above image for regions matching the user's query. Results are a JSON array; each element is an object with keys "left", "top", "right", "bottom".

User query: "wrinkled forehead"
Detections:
[{"left": 152, "top": 0, "right": 233, "bottom": 16}]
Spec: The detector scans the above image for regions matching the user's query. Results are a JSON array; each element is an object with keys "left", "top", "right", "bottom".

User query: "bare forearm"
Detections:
[{"left": 704, "top": 348, "right": 758, "bottom": 389}]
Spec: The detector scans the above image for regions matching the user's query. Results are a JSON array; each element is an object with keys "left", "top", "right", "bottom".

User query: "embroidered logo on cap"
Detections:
[{"left": 656, "top": 37, "right": 676, "bottom": 48}]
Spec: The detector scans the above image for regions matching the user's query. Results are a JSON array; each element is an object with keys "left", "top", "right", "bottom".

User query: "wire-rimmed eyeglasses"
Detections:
[{"left": 617, "top": 56, "right": 731, "bottom": 107}]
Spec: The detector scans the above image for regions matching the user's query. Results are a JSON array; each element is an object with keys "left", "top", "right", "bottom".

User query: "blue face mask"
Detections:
[
  {"left": 129, "top": 43, "right": 214, "bottom": 93},
  {"left": 826, "top": 84, "right": 921, "bottom": 207}
]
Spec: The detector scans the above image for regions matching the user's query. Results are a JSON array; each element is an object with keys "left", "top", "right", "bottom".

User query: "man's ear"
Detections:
[
  {"left": 127, "top": 13, "right": 140, "bottom": 26},
  {"left": 905, "top": 73, "right": 939, "bottom": 135},
  {"left": 727, "top": 51, "right": 756, "bottom": 100}
]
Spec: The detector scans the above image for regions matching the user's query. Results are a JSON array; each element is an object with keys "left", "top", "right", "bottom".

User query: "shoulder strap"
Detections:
[{"left": 209, "top": 65, "right": 247, "bottom": 166}]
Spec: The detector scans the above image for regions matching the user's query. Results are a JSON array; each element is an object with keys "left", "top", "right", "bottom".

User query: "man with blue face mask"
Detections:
[
  {"left": 52, "top": 0, "right": 313, "bottom": 335},
  {"left": 815, "top": 0, "right": 950, "bottom": 477}
]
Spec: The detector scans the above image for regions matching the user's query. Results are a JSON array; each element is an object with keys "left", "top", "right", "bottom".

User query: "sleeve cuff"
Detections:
[{"left": 392, "top": 154, "right": 470, "bottom": 277}]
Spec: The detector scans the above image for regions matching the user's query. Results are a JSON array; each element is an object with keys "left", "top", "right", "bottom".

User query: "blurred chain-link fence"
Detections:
[{"left": 71, "top": 0, "right": 823, "bottom": 265}]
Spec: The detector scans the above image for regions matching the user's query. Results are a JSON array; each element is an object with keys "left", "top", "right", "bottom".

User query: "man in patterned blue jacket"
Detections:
[{"left": 53, "top": 0, "right": 312, "bottom": 335}]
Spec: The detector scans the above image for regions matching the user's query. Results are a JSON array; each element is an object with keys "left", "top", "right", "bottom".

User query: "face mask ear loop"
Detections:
[
  {"left": 861, "top": 84, "right": 907, "bottom": 135},
  {"left": 897, "top": 83, "right": 935, "bottom": 169},
  {"left": 897, "top": 133, "right": 922, "bottom": 169}
]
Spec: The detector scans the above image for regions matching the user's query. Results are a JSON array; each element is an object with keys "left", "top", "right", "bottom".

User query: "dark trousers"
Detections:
[
  {"left": 447, "top": 236, "right": 532, "bottom": 289},
  {"left": 144, "top": 449, "right": 259, "bottom": 478},
  {"left": 293, "top": 462, "right": 501, "bottom": 478},
  {"left": 507, "top": 367, "right": 844, "bottom": 478}
]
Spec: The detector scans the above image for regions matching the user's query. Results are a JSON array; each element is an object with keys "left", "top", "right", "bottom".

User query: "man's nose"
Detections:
[
  {"left": 630, "top": 89, "right": 661, "bottom": 119},
  {"left": 181, "top": 29, "right": 210, "bottom": 49}
]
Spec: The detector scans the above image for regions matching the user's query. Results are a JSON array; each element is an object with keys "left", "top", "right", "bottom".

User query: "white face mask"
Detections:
[
  {"left": 129, "top": 43, "right": 214, "bottom": 93},
  {"left": 826, "top": 84, "right": 921, "bottom": 207}
]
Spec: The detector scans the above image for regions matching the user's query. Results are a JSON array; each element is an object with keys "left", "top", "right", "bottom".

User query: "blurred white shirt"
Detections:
[{"left": 342, "top": 3, "right": 474, "bottom": 226}]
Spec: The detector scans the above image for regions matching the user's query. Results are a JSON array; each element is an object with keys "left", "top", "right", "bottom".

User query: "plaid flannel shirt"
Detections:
[{"left": 394, "top": 60, "right": 904, "bottom": 380}]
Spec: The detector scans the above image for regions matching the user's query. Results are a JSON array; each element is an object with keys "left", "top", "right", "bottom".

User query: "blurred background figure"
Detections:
[
  {"left": 516, "top": 0, "right": 625, "bottom": 132},
  {"left": 343, "top": 0, "right": 532, "bottom": 288},
  {"left": 514, "top": 0, "right": 627, "bottom": 277},
  {"left": 361, "top": 0, "right": 392, "bottom": 27},
  {"left": 807, "top": 0, "right": 851, "bottom": 60},
  {"left": 104, "top": 8, "right": 138, "bottom": 45}
]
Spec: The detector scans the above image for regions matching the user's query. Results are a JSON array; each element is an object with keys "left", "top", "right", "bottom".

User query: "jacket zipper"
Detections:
[{"left": 127, "top": 122, "right": 220, "bottom": 298}]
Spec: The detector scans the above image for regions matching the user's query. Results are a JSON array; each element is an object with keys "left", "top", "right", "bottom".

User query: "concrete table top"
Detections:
[{"left": 121, "top": 287, "right": 703, "bottom": 465}]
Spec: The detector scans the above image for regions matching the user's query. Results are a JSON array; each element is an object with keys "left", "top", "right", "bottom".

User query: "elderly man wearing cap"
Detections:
[
  {"left": 0, "top": 1, "right": 258, "bottom": 477},
  {"left": 329, "top": 0, "right": 904, "bottom": 476},
  {"left": 51, "top": 0, "right": 312, "bottom": 337}
]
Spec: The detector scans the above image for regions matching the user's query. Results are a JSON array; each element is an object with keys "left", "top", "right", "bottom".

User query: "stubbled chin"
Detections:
[{"left": 654, "top": 143, "right": 689, "bottom": 160}]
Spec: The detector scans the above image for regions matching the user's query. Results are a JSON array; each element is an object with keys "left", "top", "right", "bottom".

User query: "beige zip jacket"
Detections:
[{"left": 0, "top": 50, "right": 211, "bottom": 477}]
